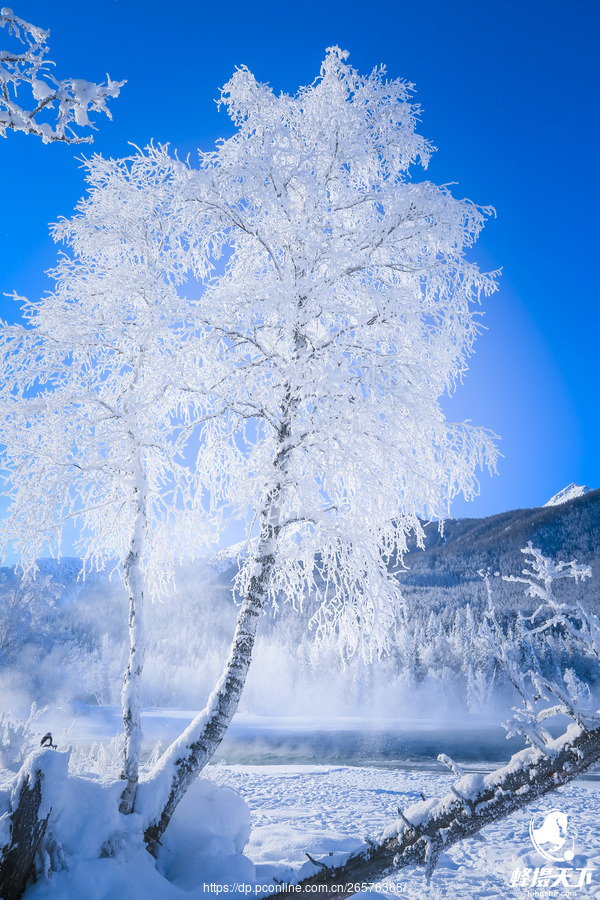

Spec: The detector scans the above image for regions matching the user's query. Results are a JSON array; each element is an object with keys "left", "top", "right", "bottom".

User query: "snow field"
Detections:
[
  {"left": 3, "top": 735, "right": 600, "bottom": 897},
  {"left": 14, "top": 752, "right": 253, "bottom": 900},
  {"left": 208, "top": 764, "right": 600, "bottom": 899}
]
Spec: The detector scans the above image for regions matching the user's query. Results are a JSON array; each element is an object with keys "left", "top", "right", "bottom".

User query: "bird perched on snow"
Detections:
[{"left": 40, "top": 732, "right": 57, "bottom": 749}]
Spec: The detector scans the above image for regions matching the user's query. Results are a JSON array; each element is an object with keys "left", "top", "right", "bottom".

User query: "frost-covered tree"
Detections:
[
  {"left": 1, "top": 47, "right": 501, "bottom": 888},
  {"left": 285, "top": 546, "right": 600, "bottom": 890},
  {"left": 139, "top": 47, "right": 499, "bottom": 848},
  {"left": 0, "top": 7, "right": 122, "bottom": 143},
  {"left": 0, "top": 149, "right": 231, "bottom": 816}
]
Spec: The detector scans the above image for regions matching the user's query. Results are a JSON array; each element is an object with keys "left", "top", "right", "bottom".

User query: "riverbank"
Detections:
[{"left": 8, "top": 709, "right": 600, "bottom": 897}]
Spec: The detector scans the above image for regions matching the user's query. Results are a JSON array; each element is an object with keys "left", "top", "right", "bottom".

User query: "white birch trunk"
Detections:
[
  {"left": 118, "top": 490, "right": 147, "bottom": 816},
  {"left": 139, "top": 331, "right": 302, "bottom": 851},
  {"left": 140, "top": 527, "right": 277, "bottom": 853},
  {"left": 139, "top": 312, "right": 322, "bottom": 851}
]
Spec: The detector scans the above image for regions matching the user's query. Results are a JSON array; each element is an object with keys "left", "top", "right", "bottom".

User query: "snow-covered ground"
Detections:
[
  {"left": 208, "top": 763, "right": 600, "bottom": 898},
  {"left": 16, "top": 755, "right": 600, "bottom": 899},
  {"left": 7, "top": 710, "right": 599, "bottom": 899}
]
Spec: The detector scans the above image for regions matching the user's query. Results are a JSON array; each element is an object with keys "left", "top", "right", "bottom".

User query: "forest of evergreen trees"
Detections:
[{"left": 1, "top": 490, "right": 598, "bottom": 719}]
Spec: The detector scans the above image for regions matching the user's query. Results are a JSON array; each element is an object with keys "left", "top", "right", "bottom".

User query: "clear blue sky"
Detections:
[{"left": 1, "top": 0, "right": 598, "bottom": 523}]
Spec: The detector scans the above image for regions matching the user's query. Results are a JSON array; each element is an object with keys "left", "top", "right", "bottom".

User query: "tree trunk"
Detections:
[
  {"left": 281, "top": 721, "right": 600, "bottom": 894},
  {"left": 140, "top": 530, "right": 277, "bottom": 854},
  {"left": 119, "top": 499, "right": 146, "bottom": 816},
  {"left": 0, "top": 766, "right": 50, "bottom": 900},
  {"left": 140, "top": 371, "right": 301, "bottom": 851}
]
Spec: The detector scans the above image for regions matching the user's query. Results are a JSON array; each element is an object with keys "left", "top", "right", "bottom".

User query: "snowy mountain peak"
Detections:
[{"left": 544, "top": 483, "right": 593, "bottom": 508}]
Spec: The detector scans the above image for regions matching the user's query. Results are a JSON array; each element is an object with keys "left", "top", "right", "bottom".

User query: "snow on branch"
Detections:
[
  {"left": 287, "top": 721, "right": 600, "bottom": 893},
  {"left": 277, "top": 546, "right": 600, "bottom": 893},
  {"left": 0, "top": 7, "right": 123, "bottom": 143},
  {"left": 485, "top": 543, "right": 598, "bottom": 748}
]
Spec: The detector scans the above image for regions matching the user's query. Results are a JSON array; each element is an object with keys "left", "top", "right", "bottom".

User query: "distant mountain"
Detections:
[
  {"left": 544, "top": 483, "right": 593, "bottom": 507},
  {"left": 5, "top": 487, "right": 596, "bottom": 619},
  {"left": 204, "top": 488, "right": 600, "bottom": 713},
  {"left": 399, "top": 487, "right": 600, "bottom": 614},
  {"left": 208, "top": 487, "right": 600, "bottom": 604}
]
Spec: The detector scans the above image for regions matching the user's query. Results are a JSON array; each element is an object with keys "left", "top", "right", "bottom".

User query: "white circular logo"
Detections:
[{"left": 529, "top": 810, "right": 576, "bottom": 862}]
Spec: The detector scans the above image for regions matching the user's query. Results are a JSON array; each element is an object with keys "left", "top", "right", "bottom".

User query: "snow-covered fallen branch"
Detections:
[
  {"left": 286, "top": 720, "right": 600, "bottom": 893},
  {"left": 283, "top": 545, "right": 600, "bottom": 893}
]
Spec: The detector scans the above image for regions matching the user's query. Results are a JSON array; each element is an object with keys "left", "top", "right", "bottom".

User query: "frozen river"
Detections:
[{"left": 41, "top": 706, "right": 600, "bottom": 776}]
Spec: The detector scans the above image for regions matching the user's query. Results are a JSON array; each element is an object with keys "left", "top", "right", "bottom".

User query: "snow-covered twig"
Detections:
[
  {"left": 437, "top": 753, "right": 465, "bottom": 778},
  {"left": 0, "top": 7, "right": 123, "bottom": 143},
  {"left": 485, "top": 544, "right": 596, "bottom": 750}
]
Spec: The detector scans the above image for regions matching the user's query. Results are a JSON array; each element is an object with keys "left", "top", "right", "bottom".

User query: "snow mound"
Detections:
[
  {"left": 11, "top": 750, "right": 254, "bottom": 899},
  {"left": 157, "top": 778, "right": 254, "bottom": 890},
  {"left": 544, "top": 483, "right": 593, "bottom": 508}
]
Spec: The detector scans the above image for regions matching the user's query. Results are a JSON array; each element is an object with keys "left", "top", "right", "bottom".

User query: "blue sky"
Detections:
[{"left": 1, "top": 0, "right": 598, "bottom": 523}]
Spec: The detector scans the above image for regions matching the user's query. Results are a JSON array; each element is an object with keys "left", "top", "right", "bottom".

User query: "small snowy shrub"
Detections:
[{"left": 0, "top": 704, "right": 44, "bottom": 772}]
